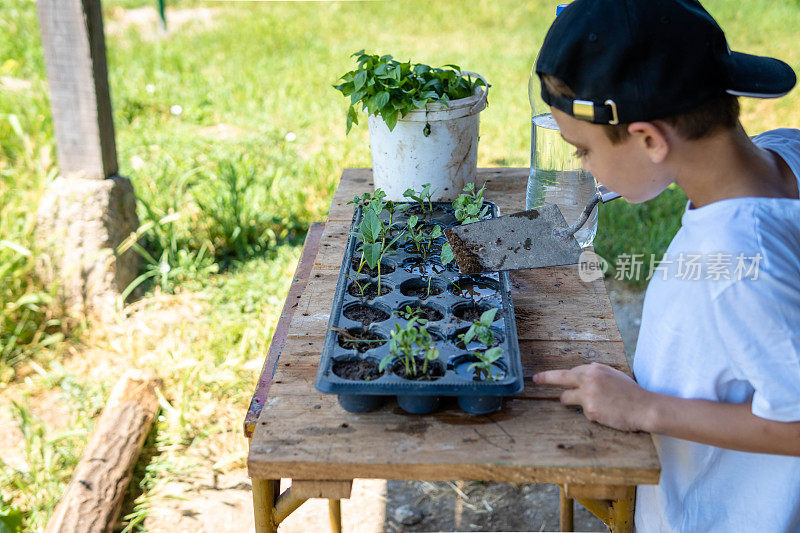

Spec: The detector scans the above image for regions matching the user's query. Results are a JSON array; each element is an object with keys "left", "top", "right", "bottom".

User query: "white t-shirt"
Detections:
[{"left": 633, "top": 128, "right": 800, "bottom": 533}]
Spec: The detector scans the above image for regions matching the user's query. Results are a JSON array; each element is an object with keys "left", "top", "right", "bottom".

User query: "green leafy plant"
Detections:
[
  {"left": 440, "top": 242, "right": 455, "bottom": 266},
  {"left": 379, "top": 317, "right": 439, "bottom": 379},
  {"left": 403, "top": 183, "right": 436, "bottom": 215},
  {"left": 452, "top": 183, "right": 489, "bottom": 224},
  {"left": 348, "top": 188, "right": 404, "bottom": 297},
  {"left": 458, "top": 308, "right": 499, "bottom": 349},
  {"left": 459, "top": 308, "right": 503, "bottom": 381},
  {"left": 468, "top": 347, "right": 503, "bottom": 381},
  {"left": 396, "top": 304, "right": 429, "bottom": 325},
  {"left": 334, "top": 51, "right": 486, "bottom": 134},
  {"left": 405, "top": 215, "right": 442, "bottom": 263}
]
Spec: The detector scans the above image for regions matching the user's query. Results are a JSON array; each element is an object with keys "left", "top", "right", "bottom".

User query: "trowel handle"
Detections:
[
  {"left": 555, "top": 186, "right": 622, "bottom": 240},
  {"left": 597, "top": 185, "right": 622, "bottom": 203}
]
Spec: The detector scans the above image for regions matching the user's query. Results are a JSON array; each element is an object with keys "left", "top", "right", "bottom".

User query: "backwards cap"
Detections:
[{"left": 536, "top": 0, "right": 796, "bottom": 125}]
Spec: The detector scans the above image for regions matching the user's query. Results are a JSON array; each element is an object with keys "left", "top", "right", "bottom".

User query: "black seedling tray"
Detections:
[{"left": 314, "top": 201, "right": 523, "bottom": 415}]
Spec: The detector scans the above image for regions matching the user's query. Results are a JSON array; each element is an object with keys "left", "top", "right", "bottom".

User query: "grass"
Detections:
[{"left": 1, "top": 0, "right": 798, "bottom": 529}]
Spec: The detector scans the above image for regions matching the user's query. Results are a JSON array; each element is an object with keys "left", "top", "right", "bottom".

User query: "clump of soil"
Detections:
[
  {"left": 444, "top": 229, "right": 483, "bottom": 274},
  {"left": 334, "top": 328, "right": 388, "bottom": 352},
  {"left": 351, "top": 257, "right": 395, "bottom": 277},
  {"left": 398, "top": 303, "right": 443, "bottom": 322},
  {"left": 400, "top": 279, "right": 444, "bottom": 299},
  {"left": 343, "top": 304, "right": 390, "bottom": 326},
  {"left": 347, "top": 280, "right": 392, "bottom": 299},
  {"left": 392, "top": 359, "right": 445, "bottom": 381},
  {"left": 454, "top": 302, "right": 498, "bottom": 323},
  {"left": 332, "top": 359, "right": 383, "bottom": 381}
]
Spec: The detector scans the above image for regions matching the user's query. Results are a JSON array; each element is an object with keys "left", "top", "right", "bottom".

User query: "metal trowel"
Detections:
[{"left": 445, "top": 186, "right": 621, "bottom": 273}]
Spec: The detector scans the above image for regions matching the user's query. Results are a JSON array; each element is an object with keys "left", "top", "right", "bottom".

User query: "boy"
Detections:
[{"left": 529, "top": 0, "right": 800, "bottom": 531}]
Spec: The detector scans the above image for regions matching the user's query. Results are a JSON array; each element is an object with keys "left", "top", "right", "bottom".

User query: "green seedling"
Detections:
[
  {"left": 452, "top": 183, "right": 489, "bottom": 224},
  {"left": 406, "top": 215, "right": 441, "bottom": 262},
  {"left": 349, "top": 189, "right": 405, "bottom": 297},
  {"left": 403, "top": 183, "right": 436, "bottom": 216},
  {"left": 458, "top": 308, "right": 503, "bottom": 381},
  {"left": 396, "top": 305, "right": 429, "bottom": 325},
  {"left": 405, "top": 215, "right": 444, "bottom": 297},
  {"left": 440, "top": 242, "right": 455, "bottom": 266},
  {"left": 468, "top": 346, "right": 503, "bottom": 381},
  {"left": 458, "top": 308, "right": 498, "bottom": 349},
  {"left": 334, "top": 51, "right": 486, "bottom": 134},
  {"left": 379, "top": 317, "right": 439, "bottom": 379}
]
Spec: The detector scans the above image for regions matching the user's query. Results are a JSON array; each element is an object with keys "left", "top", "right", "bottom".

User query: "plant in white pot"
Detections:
[{"left": 334, "top": 50, "right": 489, "bottom": 201}]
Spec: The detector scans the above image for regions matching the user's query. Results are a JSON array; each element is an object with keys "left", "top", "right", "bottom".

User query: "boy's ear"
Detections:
[{"left": 627, "top": 122, "right": 670, "bottom": 163}]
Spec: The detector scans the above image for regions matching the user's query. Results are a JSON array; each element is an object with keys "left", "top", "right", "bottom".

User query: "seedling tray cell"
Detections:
[{"left": 314, "top": 201, "right": 523, "bottom": 414}]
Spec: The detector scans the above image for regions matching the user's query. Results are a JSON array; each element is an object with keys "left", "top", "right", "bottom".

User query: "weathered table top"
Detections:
[{"left": 247, "top": 168, "right": 659, "bottom": 487}]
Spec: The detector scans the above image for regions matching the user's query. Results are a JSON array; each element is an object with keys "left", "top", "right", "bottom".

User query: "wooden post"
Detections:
[
  {"left": 35, "top": 0, "right": 140, "bottom": 317},
  {"left": 44, "top": 371, "right": 161, "bottom": 533},
  {"left": 37, "top": 0, "right": 117, "bottom": 180}
]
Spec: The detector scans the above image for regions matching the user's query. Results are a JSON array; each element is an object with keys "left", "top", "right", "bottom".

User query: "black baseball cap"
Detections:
[{"left": 536, "top": 0, "right": 797, "bottom": 125}]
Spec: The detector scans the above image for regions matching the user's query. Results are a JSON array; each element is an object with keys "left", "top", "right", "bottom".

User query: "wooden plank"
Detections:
[
  {"left": 326, "top": 168, "right": 374, "bottom": 222},
  {"left": 45, "top": 371, "right": 159, "bottom": 533},
  {"left": 291, "top": 480, "right": 353, "bottom": 499},
  {"left": 244, "top": 223, "right": 325, "bottom": 438},
  {"left": 37, "top": 0, "right": 117, "bottom": 179},
  {"left": 248, "top": 396, "right": 659, "bottom": 485}
]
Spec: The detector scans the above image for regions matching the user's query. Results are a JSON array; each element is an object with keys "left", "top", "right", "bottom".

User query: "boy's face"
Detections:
[{"left": 550, "top": 107, "right": 672, "bottom": 203}]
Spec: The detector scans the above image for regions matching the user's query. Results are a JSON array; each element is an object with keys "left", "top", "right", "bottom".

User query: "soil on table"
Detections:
[
  {"left": 348, "top": 280, "right": 392, "bottom": 299},
  {"left": 351, "top": 257, "right": 395, "bottom": 277},
  {"left": 335, "top": 328, "right": 388, "bottom": 352},
  {"left": 444, "top": 229, "right": 483, "bottom": 275},
  {"left": 398, "top": 303, "right": 443, "bottom": 322},
  {"left": 400, "top": 279, "right": 444, "bottom": 299},
  {"left": 343, "top": 304, "right": 390, "bottom": 326},
  {"left": 392, "top": 359, "right": 445, "bottom": 381},
  {"left": 332, "top": 359, "right": 383, "bottom": 381}
]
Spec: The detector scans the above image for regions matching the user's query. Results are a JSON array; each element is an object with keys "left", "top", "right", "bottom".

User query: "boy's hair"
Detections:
[{"left": 541, "top": 74, "right": 741, "bottom": 144}]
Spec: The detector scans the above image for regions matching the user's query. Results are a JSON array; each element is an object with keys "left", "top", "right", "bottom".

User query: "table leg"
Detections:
[
  {"left": 329, "top": 499, "right": 342, "bottom": 533},
  {"left": 559, "top": 486, "right": 574, "bottom": 531},
  {"left": 608, "top": 487, "right": 636, "bottom": 532},
  {"left": 571, "top": 486, "right": 636, "bottom": 533},
  {"left": 252, "top": 478, "right": 280, "bottom": 533}
]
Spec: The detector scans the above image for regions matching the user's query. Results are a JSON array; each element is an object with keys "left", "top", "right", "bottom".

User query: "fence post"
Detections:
[{"left": 36, "top": 0, "right": 139, "bottom": 318}]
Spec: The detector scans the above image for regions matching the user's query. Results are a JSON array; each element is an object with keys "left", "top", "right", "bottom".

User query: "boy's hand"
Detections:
[{"left": 533, "top": 363, "right": 650, "bottom": 432}]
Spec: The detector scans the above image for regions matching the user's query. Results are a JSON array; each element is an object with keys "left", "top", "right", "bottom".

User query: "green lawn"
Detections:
[{"left": 1, "top": 0, "right": 799, "bottom": 529}]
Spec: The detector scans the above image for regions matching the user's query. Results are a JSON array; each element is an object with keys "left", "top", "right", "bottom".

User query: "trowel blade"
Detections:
[{"left": 444, "top": 205, "right": 582, "bottom": 273}]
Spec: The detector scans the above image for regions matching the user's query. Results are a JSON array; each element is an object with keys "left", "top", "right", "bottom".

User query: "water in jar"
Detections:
[{"left": 526, "top": 113, "right": 598, "bottom": 247}]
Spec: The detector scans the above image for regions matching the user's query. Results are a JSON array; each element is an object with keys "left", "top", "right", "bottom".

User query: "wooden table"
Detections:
[{"left": 245, "top": 168, "right": 660, "bottom": 532}]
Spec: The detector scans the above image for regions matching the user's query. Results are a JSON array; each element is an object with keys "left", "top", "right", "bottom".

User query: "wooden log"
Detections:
[{"left": 45, "top": 371, "right": 161, "bottom": 533}]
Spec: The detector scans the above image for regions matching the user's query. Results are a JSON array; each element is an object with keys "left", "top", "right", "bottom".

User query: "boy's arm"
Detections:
[{"left": 533, "top": 363, "right": 800, "bottom": 456}]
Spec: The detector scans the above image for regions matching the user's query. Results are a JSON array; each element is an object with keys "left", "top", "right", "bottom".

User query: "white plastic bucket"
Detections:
[{"left": 367, "top": 71, "right": 489, "bottom": 201}]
